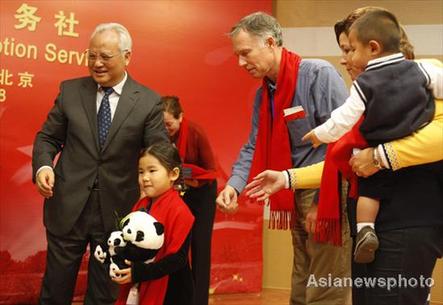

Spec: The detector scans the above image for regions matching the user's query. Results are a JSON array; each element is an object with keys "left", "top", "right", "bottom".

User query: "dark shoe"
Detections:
[{"left": 354, "top": 226, "right": 379, "bottom": 264}]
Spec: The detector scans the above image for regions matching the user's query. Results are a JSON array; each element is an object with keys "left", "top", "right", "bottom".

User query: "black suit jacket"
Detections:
[{"left": 32, "top": 75, "right": 168, "bottom": 235}]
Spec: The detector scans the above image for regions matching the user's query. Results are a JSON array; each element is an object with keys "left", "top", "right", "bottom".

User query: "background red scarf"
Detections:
[
  {"left": 175, "top": 117, "right": 189, "bottom": 159},
  {"left": 315, "top": 117, "right": 367, "bottom": 245},
  {"left": 249, "top": 48, "right": 301, "bottom": 230},
  {"left": 176, "top": 117, "right": 218, "bottom": 180},
  {"left": 115, "top": 189, "right": 194, "bottom": 305}
]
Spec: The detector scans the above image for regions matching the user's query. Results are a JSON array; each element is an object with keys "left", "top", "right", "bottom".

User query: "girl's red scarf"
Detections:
[
  {"left": 176, "top": 117, "right": 218, "bottom": 180},
  {"left": 249, "top": 48, "right": 301, "bottom": 230},
  {"left": 115, "top": 189, "right": 194, "bottom": 305},
  {"left": 315, "top": 117, "right": 367, "bottom": 245}
]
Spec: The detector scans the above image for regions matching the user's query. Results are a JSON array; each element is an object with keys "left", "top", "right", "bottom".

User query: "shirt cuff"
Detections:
[
  {"left": 36, "top": 165, "right": 53, "bottom": 178},
  {"left": 227, "top": 175, "right": 246, "bottom": 194},
  {"left": 377, "top": 144, "right": 390, "bottom": 169},
  {"left": 282, "top": 170, "right": 290, "bottom": 189}
]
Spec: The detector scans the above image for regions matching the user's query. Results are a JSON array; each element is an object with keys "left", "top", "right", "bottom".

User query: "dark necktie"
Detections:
[{"left": 97, "top": 87, "right": 113, "bottom": 148}]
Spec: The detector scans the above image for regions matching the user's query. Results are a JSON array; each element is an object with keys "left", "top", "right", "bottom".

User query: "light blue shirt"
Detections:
[{"left": 228, "top": 59, "right": 348, "bottom": 193}]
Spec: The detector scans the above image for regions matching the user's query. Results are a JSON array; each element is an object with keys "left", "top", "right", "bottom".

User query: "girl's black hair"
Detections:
[{"left": 139, "top": 142, "right": 184, "bottom": 190}]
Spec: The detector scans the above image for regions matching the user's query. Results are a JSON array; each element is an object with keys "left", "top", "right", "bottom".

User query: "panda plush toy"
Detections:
[
  {"left": 94, "top": 209, "right": 165, "bottom": 279},
  {"left": 94, "top": 231, "right": 129, "bottom": 278}
]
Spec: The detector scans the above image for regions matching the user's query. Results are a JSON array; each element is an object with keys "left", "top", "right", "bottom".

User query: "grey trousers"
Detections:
[
  {"left": 39, "top": 190, "right": 118, "bottom": 305},
  {"left": 290, "top": 187, "right": 352, "bottom": 305}
]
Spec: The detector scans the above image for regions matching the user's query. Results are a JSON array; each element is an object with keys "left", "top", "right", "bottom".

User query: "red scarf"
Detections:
[
  {"left": 176, "top": 117, "right": 218, "bottom": 180},
  {"left": 115, "top": 189, "right": 194, "bottom": 305},
  {"left": 315, "top": 117, "right": 367, "bottom": 245},
  {"left": 249, "top": 48, "right": 301, "bottom": 230},
  {"left": 175, "top": 117, "right": 189, "bottom": 159}
]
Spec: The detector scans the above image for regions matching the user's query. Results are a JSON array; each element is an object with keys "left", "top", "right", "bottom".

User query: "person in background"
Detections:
[
  {"left": 216, "top": 11, "right": 352, "bottom": 305},
  {"left": 32, "top": 23, "right": 168, "bottom": 304},
  {"left": 303, "top": 9, "right": 441, "bottom": 264},
  {"left": 333, "top": 7, "right": 442, "bottom": 175},
  {"left": 113, "top": 143, "right": 195, "bottom": 305},
  {"left": 162, "top": 96, "right": 217, "bottom": 305},
  {"left": 336, "top": 7, "right": 443, "bottom": 305}
]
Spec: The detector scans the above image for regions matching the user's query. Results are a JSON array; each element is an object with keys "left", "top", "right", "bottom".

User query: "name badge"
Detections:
[{"left": 283, "top": 106, "right": 305, "bottom": 121}]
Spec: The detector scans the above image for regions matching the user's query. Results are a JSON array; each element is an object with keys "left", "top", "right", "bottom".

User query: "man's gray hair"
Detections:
[
  {"left": 230, "top": 12, "right": 283, "bottom": 46},
  {"left": 91, "top": 23, "right": 132, "bottom": 52}
]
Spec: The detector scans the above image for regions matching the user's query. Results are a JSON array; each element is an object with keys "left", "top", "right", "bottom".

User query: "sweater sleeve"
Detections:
[
  {"left": 417, "top": 59, "right": 443, "bottom": 99},
  {"left": 380, "top": 99, "right": 443, "bottom": 170},
  {"left": 287, "top": 161, "right": 324, "bottom": 190},
  {"left": 196, "top": 129, "right": 216, "bottom": 171},
  {"left": 131, "top": 233, "right": 191, "bottom": 283}
]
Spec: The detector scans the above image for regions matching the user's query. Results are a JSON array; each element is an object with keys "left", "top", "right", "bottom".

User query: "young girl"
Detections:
[{"left": 113, "top": 142, "right": 195, "bottom": 305}]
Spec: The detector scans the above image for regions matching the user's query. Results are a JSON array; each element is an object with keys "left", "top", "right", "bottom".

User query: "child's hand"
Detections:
[
  {"left": 302, "top": 130, "right": 323, "bottom": 148},
  {"left": 112, "top": 260, "right": 133, "bottom": 284}
]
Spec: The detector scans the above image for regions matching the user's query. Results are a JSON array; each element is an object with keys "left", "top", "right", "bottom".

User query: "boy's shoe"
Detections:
[{"left": 354, "top": 226, "right": 379, "bottom": 264}]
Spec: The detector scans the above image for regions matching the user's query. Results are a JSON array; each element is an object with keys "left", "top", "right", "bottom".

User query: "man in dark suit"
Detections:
[{"left": 32, "top": 23, "right": 168, "bottom": 305}]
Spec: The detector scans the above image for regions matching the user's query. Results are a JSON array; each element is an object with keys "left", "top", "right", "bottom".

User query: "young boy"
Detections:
[{"left": 303, "top": 10, "right": 442, "bottom": 263}]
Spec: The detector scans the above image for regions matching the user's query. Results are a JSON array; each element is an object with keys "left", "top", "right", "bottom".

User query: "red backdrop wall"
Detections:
[{"left": 0, "top": 1, "right": 271, "bottom": 303}]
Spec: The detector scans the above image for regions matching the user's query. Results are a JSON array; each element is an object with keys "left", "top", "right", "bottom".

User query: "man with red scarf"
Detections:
[{"left": 216, "top": 12, "right": 351, "bottom": 305}]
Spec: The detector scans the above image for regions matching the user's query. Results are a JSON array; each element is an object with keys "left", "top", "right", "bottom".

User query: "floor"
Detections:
[
  {"left": 72, "top": 288, "right": 442, "bottom": 305},
  {"left": 71, "top": 288, "right": 290, "bottom": 305},
  {"left": 208, "top": 288, "right": 290, "bottom": 305}
]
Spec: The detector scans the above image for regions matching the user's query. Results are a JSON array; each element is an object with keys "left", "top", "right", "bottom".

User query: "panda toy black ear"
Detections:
[
  {"left": 122, "top": 218, "right": 130, "bottom": 228},
  {"left": 154, "top": 222, "right": 164, "bottom": 235}
]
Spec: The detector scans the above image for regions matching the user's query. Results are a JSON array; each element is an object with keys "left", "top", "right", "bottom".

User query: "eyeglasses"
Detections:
[{"left": 86, "top": 49, "right": 128, "bottom": 63}]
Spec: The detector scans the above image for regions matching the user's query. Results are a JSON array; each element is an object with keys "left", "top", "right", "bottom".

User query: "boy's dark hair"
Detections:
[
  {"left": 139, "top": 142, "right": 183, "bottom": 187},
  {"left": 334, "top": 7, "right": 414, "bottom": 59},
  {"left": 342, "top": 7, "right": 385, "bottom": 35},
  {"left": 161, "top": 95, "right": 183, "bottom": 119},
  {"left": 350, "top": 9, "right": 401, "bottom": 53}
]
